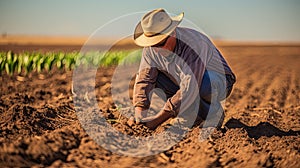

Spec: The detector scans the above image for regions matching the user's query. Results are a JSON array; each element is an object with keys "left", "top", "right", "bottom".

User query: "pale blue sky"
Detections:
[{"left": 0, "top": 0, "right": 299, "bottom": 41}]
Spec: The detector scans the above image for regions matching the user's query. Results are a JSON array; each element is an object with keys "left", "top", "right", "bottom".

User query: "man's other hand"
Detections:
[
  {"left": 127, "top": 109, "right": 173, "bottom": 130},
  {"left": 134, "top": 107, "right": 148, "bottom": 124}
]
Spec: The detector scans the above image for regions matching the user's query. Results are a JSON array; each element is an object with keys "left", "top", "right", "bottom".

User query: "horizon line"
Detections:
[{"left": 1, "top": 34, "right": 300, "bottom": 47}]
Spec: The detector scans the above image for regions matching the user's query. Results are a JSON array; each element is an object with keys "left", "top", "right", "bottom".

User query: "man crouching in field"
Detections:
[{"left": 130, "top": 8, "right": 236, "bottom": 130}]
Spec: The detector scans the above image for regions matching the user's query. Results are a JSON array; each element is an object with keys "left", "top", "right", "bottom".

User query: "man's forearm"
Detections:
[
  {"left": 133, "top": 67, "right": 158, "bottom": 109},
  {"left": 163, "top": 91, "right": 182, "bottom": 117}
]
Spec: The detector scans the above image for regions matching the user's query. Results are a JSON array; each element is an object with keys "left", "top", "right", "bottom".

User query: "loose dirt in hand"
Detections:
[{"left": 0, "top": 46, "right": 299, "bottom": 167}]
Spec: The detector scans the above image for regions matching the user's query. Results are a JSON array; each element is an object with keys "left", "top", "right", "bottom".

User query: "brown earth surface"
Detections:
[{"left": 0, "top": 45, "right": 300, "bottom": 167}]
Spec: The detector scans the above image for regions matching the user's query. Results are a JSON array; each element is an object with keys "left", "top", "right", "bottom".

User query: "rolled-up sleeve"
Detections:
[{"left": 133, "top": 49, "right": 158, "bottom": 109}]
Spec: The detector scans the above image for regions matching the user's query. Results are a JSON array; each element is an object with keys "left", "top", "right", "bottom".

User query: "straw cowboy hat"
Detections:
[{"left": 134, "top": 8, "right": 184, "bottom": 47}]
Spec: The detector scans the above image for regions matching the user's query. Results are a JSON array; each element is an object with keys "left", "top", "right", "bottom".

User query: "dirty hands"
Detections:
[
  {"left": 127, "top": 107, "right": 173, "bottom": 130},
  {"left": 134, "top": 107, "right": 148, "bottom": 124}
]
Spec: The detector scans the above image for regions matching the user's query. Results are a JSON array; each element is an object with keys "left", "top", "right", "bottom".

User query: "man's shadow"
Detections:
[{"left": 224, "top": 118, "right": 300, "bottom": 139}]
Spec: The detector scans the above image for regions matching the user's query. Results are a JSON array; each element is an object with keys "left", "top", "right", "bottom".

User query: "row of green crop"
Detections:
[{"left": 0, "top": 50, "right": 142, "bottom": 75}]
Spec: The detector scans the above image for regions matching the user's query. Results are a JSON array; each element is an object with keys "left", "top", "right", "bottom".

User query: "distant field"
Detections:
[
  {"left": 1, "top": 35, "right": 299, "bottom": 53},
  {"left": 0, "top": 35, "right": 87, "bottom": 45},
  {"left": 0, "top": 35, "right": 139, "bottom": 53}
]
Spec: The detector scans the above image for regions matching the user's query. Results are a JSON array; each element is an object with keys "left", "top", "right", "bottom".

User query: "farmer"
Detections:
[{"left": 131, "top": 8, "right": 236, "bottom": 130}]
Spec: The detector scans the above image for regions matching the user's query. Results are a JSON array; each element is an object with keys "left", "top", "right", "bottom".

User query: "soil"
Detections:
[{"left": 0, "top": 45, "right": 299, "bottom": 167}]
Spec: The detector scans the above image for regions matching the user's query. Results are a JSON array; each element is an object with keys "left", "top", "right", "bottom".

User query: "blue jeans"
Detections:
[{"left": 155, "top": 70, "right": 235, "bottom": 120}]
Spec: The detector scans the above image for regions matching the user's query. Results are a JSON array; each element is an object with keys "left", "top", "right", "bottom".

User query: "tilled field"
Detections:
[{"left": 0, "top": 46, "right": 299, "bottom": 167}]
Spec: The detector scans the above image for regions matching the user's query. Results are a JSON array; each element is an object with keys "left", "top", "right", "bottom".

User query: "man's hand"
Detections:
[
  {"left": 134, "top": 107, "right": 148, "bottom": 124},
  {"left": 127, "top": 114, "right": 161, "bottom": 130},
  {"left": 127, "top": 108, "right": 174, "bottom": 130},
  {"left": 126, "top": 107, "right": 147, "bottom": 127}
]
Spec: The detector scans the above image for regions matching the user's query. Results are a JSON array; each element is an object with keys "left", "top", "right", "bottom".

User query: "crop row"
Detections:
[{"left": 0, "top": 50, "right": 141, "bottom": 75}]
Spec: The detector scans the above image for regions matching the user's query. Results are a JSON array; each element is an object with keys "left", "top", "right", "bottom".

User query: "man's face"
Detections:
[{"left": 152, "top": 31, "right": 176, "bottom": 57}]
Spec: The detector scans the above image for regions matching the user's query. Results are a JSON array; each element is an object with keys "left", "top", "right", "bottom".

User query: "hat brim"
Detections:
[{"left": 134, "top": 12, "right": 184, "bottom": 47}]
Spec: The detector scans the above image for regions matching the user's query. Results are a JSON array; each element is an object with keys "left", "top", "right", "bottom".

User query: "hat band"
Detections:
[{"left": 144, "top": 21, "right": 173, "bottom": 37}]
